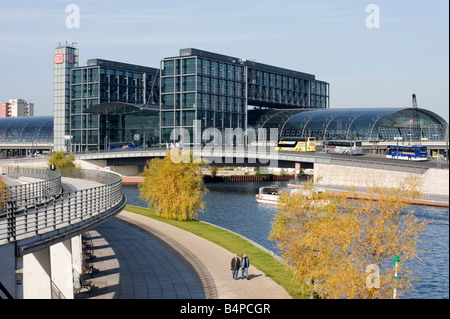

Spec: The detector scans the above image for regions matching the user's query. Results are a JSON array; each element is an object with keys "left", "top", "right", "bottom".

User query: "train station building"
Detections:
[
  {"left": 4, "top": 43, "right": 442, "bottom": 156},
  {"left": 52, "top": 44, "right": 330, "bottom": 152}
]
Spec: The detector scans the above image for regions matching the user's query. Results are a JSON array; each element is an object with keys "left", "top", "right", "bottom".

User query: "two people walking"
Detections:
[{"left": 230, "top": 253, "right": 250, "bottom": 280}]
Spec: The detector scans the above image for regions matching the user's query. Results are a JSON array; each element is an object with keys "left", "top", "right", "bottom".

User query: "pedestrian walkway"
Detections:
[{"left": 76, "top": 210, "right": 292, "bottom": 299}]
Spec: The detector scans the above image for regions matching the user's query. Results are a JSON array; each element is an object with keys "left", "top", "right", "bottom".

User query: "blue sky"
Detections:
[{"left": 0, "top": 0, "right": 448, "bottom": 121}]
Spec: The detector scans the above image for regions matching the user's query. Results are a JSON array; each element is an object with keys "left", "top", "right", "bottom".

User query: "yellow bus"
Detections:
[{"left": 275, "top": 137, "right": 316, "bottom": 152}]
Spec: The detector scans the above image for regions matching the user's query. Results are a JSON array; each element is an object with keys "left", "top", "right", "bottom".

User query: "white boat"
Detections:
[
  {"left": 256, "top": 185, "right": 329, "bottom": 206},
  {"left": 255, "top": 186, "right": 281, "bottom": 205}
]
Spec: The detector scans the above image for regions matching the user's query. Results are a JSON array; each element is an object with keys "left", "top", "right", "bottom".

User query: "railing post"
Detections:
[{"left": 6, "top": 201, "right": 15, "bottom": 242}]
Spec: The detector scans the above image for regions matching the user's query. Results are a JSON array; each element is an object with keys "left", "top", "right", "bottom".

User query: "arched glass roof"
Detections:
[
  {"left": 249, "top": 108, "right": 448, "bottom": 142},
  {"left": 0, "top": 116, "right": 53, "bottom": 144}
]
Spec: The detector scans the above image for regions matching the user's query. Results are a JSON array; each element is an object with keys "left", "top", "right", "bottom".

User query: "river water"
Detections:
[{"left": 122, "top": 182, "right": 449, "bottom": 299}]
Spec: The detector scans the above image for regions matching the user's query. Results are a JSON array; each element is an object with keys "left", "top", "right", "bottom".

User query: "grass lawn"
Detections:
[{"left": 124, "top": 204, "right": 309, "bottom": 299}]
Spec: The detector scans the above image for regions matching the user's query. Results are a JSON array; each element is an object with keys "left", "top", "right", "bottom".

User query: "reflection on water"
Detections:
[{"left": 122, "top": 182, "right": 449, "bottom": 299}]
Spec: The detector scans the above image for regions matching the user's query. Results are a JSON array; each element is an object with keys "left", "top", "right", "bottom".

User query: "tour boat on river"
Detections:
[
  {"left": 255, "top": 185, "right": 328, "bottom": 206},
  {"left": 255, "top": 186, "right": 282, "bottom": 205}
]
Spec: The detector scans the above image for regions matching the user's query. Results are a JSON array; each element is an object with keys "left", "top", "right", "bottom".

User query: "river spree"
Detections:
[{"left": 122, "top": 182, "right": 449, "bottom": 299}]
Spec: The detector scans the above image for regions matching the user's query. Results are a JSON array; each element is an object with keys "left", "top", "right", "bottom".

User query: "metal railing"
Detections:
[
  {"left": 0, "top": 167, "right": 125, "bottom": 247},
  {"left": 1, "top": 166, "right": 62, "bottom": 209},
  {"left": 51, "top": 280, "right": 66, "bottom": 299}
]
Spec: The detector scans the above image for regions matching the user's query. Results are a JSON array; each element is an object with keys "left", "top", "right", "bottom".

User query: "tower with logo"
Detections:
[{"left": 53, "top": 42, "right": 79, "bottom": 151}]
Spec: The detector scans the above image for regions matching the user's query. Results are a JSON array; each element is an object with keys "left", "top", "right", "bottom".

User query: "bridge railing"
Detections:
[
  {"left": 0, "top": 168, "right": 125, "bottom": 247},
  {"left": 1, "top": 166, "right": 62, "bottom": 210}
]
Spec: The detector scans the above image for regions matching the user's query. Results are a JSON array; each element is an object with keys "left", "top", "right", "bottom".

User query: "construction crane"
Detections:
[
  {"left": 411, "top": 93, "right": 420, "bottom": 143},
  {"left": 412, "top": 93, "right": 418, "bottom": 108}
]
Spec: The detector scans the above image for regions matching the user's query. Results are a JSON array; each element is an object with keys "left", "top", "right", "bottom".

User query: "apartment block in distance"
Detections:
[{"left": 1, "top": 99, "right": 34, "bottom": 117}]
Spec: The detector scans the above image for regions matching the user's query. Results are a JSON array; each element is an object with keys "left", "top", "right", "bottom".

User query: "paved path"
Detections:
[{"left": 77, "top": 210, "right": 292, "bottom": 299}]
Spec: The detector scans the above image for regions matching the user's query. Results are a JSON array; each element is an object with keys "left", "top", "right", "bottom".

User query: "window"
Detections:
[
  {"left": 71, "top": 115, "right": 82, "bottom": 129},
  {"left": 183, "top": 58, "right": 196, "bottom": 74},
  {"left": 72, "top": 85, "right": 82, "bottom": 98},
  {"left": 162, "top": 112, "right": 174, "bottom": 126},
  {"left": 162, "top": 60, "right": 174, "bottom": 76},
  {"left": 197, "top": 58, "right": 205, "bottom": 74},
  {"left": 71, "top": 100, "right": 82, "bottom": 114},
  {"left": 162, "top": 77, "right": 174, "bottom": 93},
  {"left": 162, "top": 94, "right": 174, "bottom": 109},
  {"left": 87, "top": 114, "right": 99, "bottom": 128},
  {"left": 182, "top": 93, "right": 196, "bottom": 108},
  {"left": 88, "top": 129, "right": 98, "bottom": 144},
  {"left": 88, "top": 83, "right": 99, "bottom": 98},
  {"left": 72, "top": 70, "right": 82, "bottom": 84},
  {"left": 183, "top": 76, "right": 196, "bottom": 91},
  {"left": 198, "top": 93, "right": 206, "bottom": 110},
  {"left": 182, "top": 110, "right": 195, "bottom": 126},
  {"left": 88, "top": 68, "right": 99, "bottom": 83}
]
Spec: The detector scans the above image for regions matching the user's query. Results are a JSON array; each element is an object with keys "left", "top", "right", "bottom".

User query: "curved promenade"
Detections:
[
  {"left": 0, "top": 166, "right": 126, "bottom": 299},
  {"left": 77, "top": 210, "right": 292, "bottom": 299}
]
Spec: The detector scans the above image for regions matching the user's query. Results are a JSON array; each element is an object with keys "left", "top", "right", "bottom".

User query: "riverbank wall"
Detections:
[{"left": 122, "top": 174, "right": 310, "bottom": 185}]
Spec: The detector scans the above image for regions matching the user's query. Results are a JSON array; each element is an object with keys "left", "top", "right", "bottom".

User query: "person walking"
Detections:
[
  {"left": 230, "top": 254, "right": 241, "bottom": 280},
  {"left": 240, "top": 253, "right": 250, "bottom": 280},
  {"left": 50, "top": 162, "right": 56, "bottom": 171}
]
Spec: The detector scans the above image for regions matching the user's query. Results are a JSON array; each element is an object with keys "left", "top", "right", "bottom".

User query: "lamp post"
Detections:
[
  {"left": 392, "top": 255, "right": 400, "bottom": 299},
  {"left": 394, "top": 136, "right": 402, "bottom": 160}
]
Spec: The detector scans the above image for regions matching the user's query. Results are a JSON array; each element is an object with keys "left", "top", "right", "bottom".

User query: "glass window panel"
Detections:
[
  {"left": 183, "top": 75, "right": 196, "bottom": 91},
  {"left": 182, "top": 93, "right": 196, "bottom": 108},
  {"left": 162, "top": 60, "right": 174, "bottom": 76},
  {"left": 162, "top": 77, "right": 174, "bottom": 93},
  {"left": 182, "top": 110, "right": 195, "bottom": 126},
  {"left": 162, "top": 111, "right": 174, "bottom": 126},
  {"left": 162, "top": 94, "right": 174, "bottom": 109}
]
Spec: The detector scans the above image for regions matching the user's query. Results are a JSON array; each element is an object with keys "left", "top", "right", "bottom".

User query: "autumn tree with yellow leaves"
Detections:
[
  {"left": 0, "top": 177, "right": 10, "bottom": 214},
  {"left": 139, "top": 150, "right": 207, "bottom": 221},
  {"left": 270, "top": 178, "right": 428, "bottom": 299}
]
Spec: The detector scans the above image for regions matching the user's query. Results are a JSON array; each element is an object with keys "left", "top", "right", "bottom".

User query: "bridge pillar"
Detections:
[
  {"left": 50, "top": 239, "right": 74, "bottom": 299},
  {"left": 23, "top": 247, "right": 51, "bottom": 299},
  {"left": 22, "top": 239, "right": 76, "bottom": 299},
  {"left": 71, "top": 235, "right": 83, "bottom": 276},
  {"left": 0, "top": 242, "right": 16, "bottom": 299}
]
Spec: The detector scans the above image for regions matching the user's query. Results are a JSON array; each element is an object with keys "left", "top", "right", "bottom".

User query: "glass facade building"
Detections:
[
  {"left": 69, "top": 59, "right": 159, "bottom": 151},
  {"left": 0, "top": 116, "right": 53, "bottom": 156},
  {"left": 85, "top": 103, "right": 160, "bottom": 149},
  {"left": 160, "top": 48, "right": 329, "bottom": 144},
  {"left": 249, "top": 108, "right": 448, "bottom": 142},
  {"left": 52, "top": 45, "right": 447, "bottom": 152},
  {"left": 0, "top": 116, "right": 53, "bottom": 144},
  {"left": 54, "top": 43, "right": 160, "bottom": 152}
]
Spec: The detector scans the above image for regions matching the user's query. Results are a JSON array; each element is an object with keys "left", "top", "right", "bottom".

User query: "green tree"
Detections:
[
  {"left": 139, "top": 150, "right": 207, "bottom": 221},
  {"left": 270, "top": 178, "right": 428, "bottom": 299},
  {"left": 47, "top": 151, "right": 84, "bottom": 178},
  {"left": 48, "top": 151, "right": 77, "bottom": 169}
]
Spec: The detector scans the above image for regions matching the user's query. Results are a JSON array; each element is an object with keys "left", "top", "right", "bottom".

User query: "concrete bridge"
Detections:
[
  {"left": 0, "top": 166, "right": 126, "bottom": 299},
  {"left": 77, "top": 146, "right": 447, "bottom": 171},
  {"left": 77, "top": 147, "right": 449, "bottom": 204}
]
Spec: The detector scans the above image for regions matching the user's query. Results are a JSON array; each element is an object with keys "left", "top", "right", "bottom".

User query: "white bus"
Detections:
[{"left": 322, "top": 140, "right": 363, "bottom": 155}]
